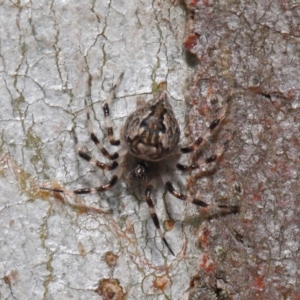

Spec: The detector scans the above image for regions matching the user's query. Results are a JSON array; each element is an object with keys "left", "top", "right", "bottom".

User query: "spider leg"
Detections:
[
  {"left": 85, "top": 99, "right": 119, "bottom": 160},
  {"left": 102, "top": 72, "right": 124, "bottom": 146},
  {"left": 41, "top": 163, "right": 123, "bottom": 195},
  {"left": 176, "top": 140, "right": 229, "bottom": 172},
  {"left": 72, "top": 129, "right": 119, "bottom": 171},
  {"left": 163, "top": 179, "right": 238, "bottom": 213},
  {"left": 145, "top": 184, "right": 175, "bottom": 256},
  {"left": 181, "top": 96, "right": 231, "bottom": 157}
]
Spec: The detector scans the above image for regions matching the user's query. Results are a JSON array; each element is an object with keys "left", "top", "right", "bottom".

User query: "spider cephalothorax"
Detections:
[{"left": 41, "top": 73, "right": 238, "bottom": 256}]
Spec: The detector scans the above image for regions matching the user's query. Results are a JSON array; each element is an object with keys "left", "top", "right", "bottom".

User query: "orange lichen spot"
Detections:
[
  {"left": 78, "top": 242, "right": 86, "bottom": 256},
  {"left": 184, "top": 34, "right": 199, "bottom": 51},
  {"left": 198, "top": 223, "right": 210, "bottom": 248},
  {"left": 188, "top": 0, "right": 198, "bottom": 7},
  {"left": 262, "top": 117, "right": 272, "bottom": 129},
  {"left": 104, "top": 251, "right": 119, "bottom": 267},
  {"left": 95, "top": 278, "right": 125, "bottom": 300},
  {"left": 153, "top": 275, "right": 170, "bottom": 291},
  {"left": 252, "top": 275, "right": 265, "bottom": 291},
  {"left": 157, "top": 81, "right": 167, "bottom": 91},
  {"left": 292, "top": 136, "right": 300, "bottom": 147},
  {"left": 125, "top": 218, "right": 134, "bottom": 234},
  {"left": 197, "top": 103, "right": 210, "bottom": 116},
  {"left": 199, "top": 254, "right": 215, "bottom": 273},
  {"left": 249, "top": 86, "right": 262, "bottom": 94},
  {"left": 252, "top": 192, "right": 261, "bottom": 202},
  {"left": 152, "top": 81, "right": 167, "bottom": 95},
  {"left": 164, "top": 219, "right": 175, "bottom": 231},
  {"left": 3, "top": 275, "right": 10, "bottom": 284},
  {"left": 189, "top": 274, "right": 200, "bottom": 288},
  {"left": 286, "top": 89, "right": 295, "bottom": 99},
  {"left": 187, "top": 175, "right": 196, "bottom": 194},
  {"left": 3, "top": 270, "right": 19, "bottom": 285}
]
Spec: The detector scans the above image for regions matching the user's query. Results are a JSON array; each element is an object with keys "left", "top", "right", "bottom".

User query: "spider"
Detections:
[{"left": 41, "top": 73, "right": 238, "bottom": 256}]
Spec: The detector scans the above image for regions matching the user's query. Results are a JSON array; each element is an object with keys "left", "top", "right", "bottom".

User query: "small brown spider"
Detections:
[{"left": 41, "top": 73, "right": 238, "bottom": 256}]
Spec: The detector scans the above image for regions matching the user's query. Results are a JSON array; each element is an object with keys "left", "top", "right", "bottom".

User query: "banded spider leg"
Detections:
[
  {"left": 145, "top": 183, "right": 175, "bottom": 256},
  {"left": 164, "top": 96, "right": 239, "bottom": 213},
  {"left": 40, "top": 73, "right": 125, "bottom": 198}
]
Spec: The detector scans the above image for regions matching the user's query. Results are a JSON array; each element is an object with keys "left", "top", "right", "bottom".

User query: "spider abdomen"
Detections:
[{"left": 123, "top": 92, "right": 180, "bottom": 161}]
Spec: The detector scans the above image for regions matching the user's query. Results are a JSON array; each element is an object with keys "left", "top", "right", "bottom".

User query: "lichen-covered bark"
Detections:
[
  {"left": 0, "top": 1, "right": 199, "bottom": 300},
  {"left": 2, "top": 0, "right": 299, "bottom": 299},
  {"left": 184, "top": 1, "right": 300, "bottom": 299}
]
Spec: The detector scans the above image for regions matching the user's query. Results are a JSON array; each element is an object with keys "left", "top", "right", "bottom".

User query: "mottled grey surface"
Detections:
[
  {"left": 0, "top": 1, "right": 195, "bottom": 299},
  {"left": 184, "top": 1, "right": 300, "bottom": 299},
  {"left": 1, "top": 0, "right": 299, "bottom": 299}
]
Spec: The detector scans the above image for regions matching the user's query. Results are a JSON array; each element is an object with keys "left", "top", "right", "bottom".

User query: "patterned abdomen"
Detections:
[{"left": 123, "top": 92, "right": 180, "bottom": 161}]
